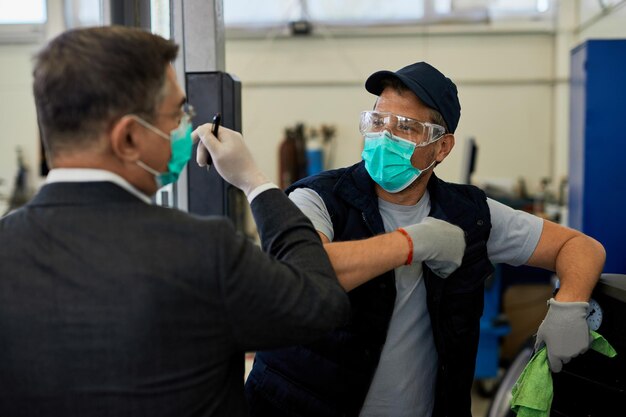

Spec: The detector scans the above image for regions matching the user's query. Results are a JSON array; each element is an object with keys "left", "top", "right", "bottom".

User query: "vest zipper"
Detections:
[{"left": 361, "top": 212, "right": 375, "bottom": 235}]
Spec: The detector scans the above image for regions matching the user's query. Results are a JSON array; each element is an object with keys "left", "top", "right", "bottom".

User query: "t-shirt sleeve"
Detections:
[
  {"left": 487, "top": 198, "right": 544, "bottom": 266},
  {"left": 288, "top": 187, "right": 335, "bottom": 241}
]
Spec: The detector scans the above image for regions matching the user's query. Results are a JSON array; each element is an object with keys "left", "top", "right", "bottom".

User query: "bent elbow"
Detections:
[{"left": 590, "top": 236, "right": 607, "bottom": 265}]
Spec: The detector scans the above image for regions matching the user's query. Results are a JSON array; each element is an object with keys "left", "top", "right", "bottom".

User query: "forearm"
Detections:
[
  {"left": 527, "top": 220, "right": 606, "bottom": 302},
  {"left": 553, "top": 235, "right": 605, "bottom": 302},
  {"left": 249, "top": 188, "right": 348, "bottom": 307},
  {"left": 324, "top": 231, "right": 409, "bottom": 292},
  {"left": 237, "top": 189, "right": 350, "bottom": 347}
]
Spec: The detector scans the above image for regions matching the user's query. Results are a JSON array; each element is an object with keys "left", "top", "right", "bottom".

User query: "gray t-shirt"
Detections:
[{"left": 289, "top": 187, "right": 543, "bottom": 417}]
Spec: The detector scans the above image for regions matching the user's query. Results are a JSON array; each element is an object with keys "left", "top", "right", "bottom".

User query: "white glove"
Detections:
[
  {"left": 403, "top": 217, "right": 466, "bottom": 278},
  {"left": 193, "top": 123, "right": 270, "bottom": 197},
  {"left": 534, "top": 298, "right": 591, "bottom": 373}
]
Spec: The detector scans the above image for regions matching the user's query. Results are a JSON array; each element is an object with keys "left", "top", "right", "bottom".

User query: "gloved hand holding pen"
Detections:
[{"left": 193, "top": 124, "right": 271, "bottom": 198}]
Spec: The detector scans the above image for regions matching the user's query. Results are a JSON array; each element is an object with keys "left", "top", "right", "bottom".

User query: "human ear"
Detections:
[
  {"left": 436, "top": 134, "right": 455, "bottom": 162},
  {"left": 110, "top": 115, "right": 141, "bottom": 162}
]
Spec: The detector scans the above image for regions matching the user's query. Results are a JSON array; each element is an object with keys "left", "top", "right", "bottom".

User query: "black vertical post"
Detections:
[{"left": 110, "top": 0, "right": 151, "bottom": 29}]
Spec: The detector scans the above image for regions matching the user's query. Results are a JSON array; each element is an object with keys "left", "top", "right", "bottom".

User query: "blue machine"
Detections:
[
  {"left": 569, "top": 40, "right": 626, "bottom": 274},
  {"left": 475, "top": 265, "right": 511, "bottom": 381}
]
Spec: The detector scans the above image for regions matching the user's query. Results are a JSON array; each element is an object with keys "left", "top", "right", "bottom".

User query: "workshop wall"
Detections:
[{"left": 0, "top": 1, "right": 625, "bottom": 215}]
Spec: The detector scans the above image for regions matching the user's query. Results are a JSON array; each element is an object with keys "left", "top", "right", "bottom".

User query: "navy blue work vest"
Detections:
[{"left": 245, "top": 162, "right": 493, "bottom": 417}]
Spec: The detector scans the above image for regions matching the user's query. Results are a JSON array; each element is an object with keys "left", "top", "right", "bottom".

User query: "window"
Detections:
[
  {"left": 303, "top": 0, "right": 424, "bottom": 24},
  {"left": 64, "top": 0, "right": 104, "bottom": 28},
  {"left": 224, "top": 0, "right": 554, "bottom": 32},
  {"left": 0, "top": 0, "right": 47, "bottom": 42},
  {"left": 151, "top": 0, "right": 170, "bottom": 39},
  {"left": 0, "top": 0, "right": 46, "bottom": 24},
  {"left": 224, "top": 0, "right": 302, "bottom": 27}
]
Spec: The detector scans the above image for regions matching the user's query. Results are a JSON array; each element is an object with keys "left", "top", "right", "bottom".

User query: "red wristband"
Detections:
[{"left": 397, "top": 228, "right": 413, "bottom": 265}]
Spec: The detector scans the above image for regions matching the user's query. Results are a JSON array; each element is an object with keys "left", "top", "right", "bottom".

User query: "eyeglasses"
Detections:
[
  {"left": 133, "top": 104, "right": 195, "bottom": 140},
  {"left": 158, "top": 103, "right": 195, "bottom": 124},
  {"left": 359, "top": 110, "right": 446, "bottom": 146}
]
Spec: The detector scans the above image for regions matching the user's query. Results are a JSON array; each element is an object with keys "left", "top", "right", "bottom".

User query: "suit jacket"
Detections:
[{"left": 0, "top": 182, "right": 349, "bottom": 417}]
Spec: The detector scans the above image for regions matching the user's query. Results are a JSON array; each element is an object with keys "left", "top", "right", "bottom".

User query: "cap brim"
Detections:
[{"left": 365, "top": 70, "right": 438, "bottom": 112}]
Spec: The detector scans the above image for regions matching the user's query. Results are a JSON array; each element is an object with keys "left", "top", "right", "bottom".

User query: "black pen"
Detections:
[{"left": 206, "top": 112, "right": 221, "bottom": 170}]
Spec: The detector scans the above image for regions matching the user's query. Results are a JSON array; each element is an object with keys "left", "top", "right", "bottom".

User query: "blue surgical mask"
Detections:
[
  {"left": 361, "top": 130, "right": 436, "bottom": 193},
  {"left": 134, "top": 115, "right": 194, "bottom": 188}
]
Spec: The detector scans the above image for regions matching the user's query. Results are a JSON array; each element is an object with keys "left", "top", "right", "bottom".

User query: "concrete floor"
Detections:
[{"left": 471, "top": 382, "right": 494, "bottom": 417}]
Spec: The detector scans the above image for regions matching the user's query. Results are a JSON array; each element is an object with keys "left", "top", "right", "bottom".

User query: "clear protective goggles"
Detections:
[{"left": 359, "top": 110, "right": 446, "bottom": 146}]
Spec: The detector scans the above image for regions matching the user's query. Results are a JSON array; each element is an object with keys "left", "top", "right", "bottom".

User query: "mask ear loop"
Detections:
[
  {"left": 418, "top": 158, "right": 438, "bottom": 173},
  {"left": 130, "top": 115, "right": 170, "bottom": 141},
  {"left": 136, "top": 160, "right": 161, "bottom": 176},
  {"left": 413, "top": 131, "right": 447, "bottom": 172}
]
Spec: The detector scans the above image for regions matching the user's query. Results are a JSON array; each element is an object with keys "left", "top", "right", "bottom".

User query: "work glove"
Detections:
[
  {"left": 403, "top": 217, "right": 466, "bottom": 278},
  {"left": 534, "top": 298, "right": 592, "bottom": 373},
  {"left": 194, "top": 124, "right": 270, "bottom": 197}
]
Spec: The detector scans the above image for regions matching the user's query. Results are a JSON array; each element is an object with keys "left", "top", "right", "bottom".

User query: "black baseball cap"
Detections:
[{"left": 365, "top": 62, "right": 461, "bottom": 133}]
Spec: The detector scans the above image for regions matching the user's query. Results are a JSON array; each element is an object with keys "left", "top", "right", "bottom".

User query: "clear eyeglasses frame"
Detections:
[
  {"left": 132, "top": 103, "right": 195, "bottom": 141},
  {"left": 359, "top": 110, "right": 447, "bottom": 146}
]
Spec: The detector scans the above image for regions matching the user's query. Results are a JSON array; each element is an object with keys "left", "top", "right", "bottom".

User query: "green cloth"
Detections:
[{"left": 510, "top": 331, "right": 617, "bottom": 417}]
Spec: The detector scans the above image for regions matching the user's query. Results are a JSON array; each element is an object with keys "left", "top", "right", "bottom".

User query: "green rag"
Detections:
[{"left": 510, "top": 331, "right": 617, "bottom": 417}]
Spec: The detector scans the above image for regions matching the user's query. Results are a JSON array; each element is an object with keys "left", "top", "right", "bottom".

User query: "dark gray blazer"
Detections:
[{"left": 0, "top": 182, "right": 349, "bottom": 417}]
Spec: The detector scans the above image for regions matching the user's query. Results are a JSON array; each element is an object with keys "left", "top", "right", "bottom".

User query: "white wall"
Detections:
[
  {"left": 0, "top": 43, "right": 42, "bottom": 211},
  {"left": 224, "top": 1, "right": 626, "bottom": 199},
  {"left": 226, "top": 29, "right": 556, "bottom": 193},
  {"left": 0, "top": 0, "right": 65, "bottom": 213},
  {"left": 0, "top": 1, "right": 624, "bottom": 214}
]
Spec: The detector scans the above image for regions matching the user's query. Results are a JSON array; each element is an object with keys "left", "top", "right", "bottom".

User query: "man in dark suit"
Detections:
[{"left": 0, "top": 26, "right": 350, "bottom": 417}]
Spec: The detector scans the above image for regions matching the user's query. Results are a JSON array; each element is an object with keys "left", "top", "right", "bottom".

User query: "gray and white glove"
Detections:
[
  {"left": 194, "top": 124, "right": 270, "bottom": 197},
  {"left": 403, "top": 217, "right": 466, "bottom": 278},
  {"left": 534, "top": 298, "right": 591, "bottom": 373}
]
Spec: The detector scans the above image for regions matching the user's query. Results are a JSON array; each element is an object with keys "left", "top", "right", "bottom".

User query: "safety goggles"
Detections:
[{"left": 359, "top": 110, "right": 446, "bottom": 146}]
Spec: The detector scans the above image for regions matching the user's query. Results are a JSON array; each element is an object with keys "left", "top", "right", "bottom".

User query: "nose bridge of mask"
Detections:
[{"left": 365, "top": 130, "right": 416, "bottom": 156}]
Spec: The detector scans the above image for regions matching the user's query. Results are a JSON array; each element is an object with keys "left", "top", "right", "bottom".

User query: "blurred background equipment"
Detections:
[
  {"left": 461, "top": 136, "right": 478, "bottom": 185},
  {"left": 278, "top": 122, "right": 336, "bottom": 189},
  {"left": 4, "top": 147, "right": 34, "bottom": 216},
  {"left": 474, "top": 265, "right": 511, "bottom": 398}
]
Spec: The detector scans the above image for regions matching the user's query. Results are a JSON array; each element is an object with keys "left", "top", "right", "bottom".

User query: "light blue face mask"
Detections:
[
  {"left": 134, "top": 115, "right": 194, "bottom": 188},
  {"left": 361, "top": 130, "right": 436, "bottom": 193}
]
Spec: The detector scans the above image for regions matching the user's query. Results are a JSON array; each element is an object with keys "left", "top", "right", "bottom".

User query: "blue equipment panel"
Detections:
[
  {"left": 569, "top": 40, "right": 626, "bottom": 274},
  {"left": 475, "top": 266, "right": 510, "bottom": 380}
]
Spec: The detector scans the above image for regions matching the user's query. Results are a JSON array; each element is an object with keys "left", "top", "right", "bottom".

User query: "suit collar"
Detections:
[
  {"left": 46, "top": 168, "right": 151, "bottom": 203},
  {"left": 28, "top": 182, "right": 151, "bottom": 207}
]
